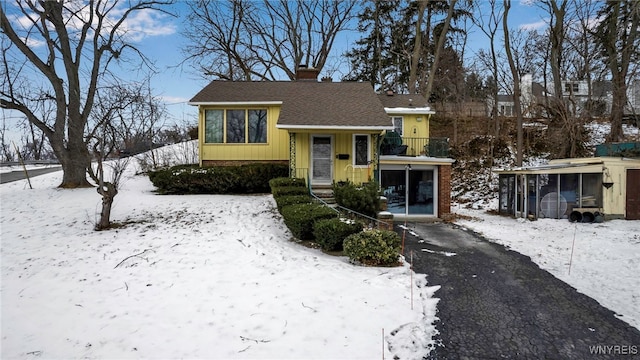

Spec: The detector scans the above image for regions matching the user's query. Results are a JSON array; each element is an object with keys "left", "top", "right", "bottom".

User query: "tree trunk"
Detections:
[
  {"left": 503, "top": 0, "right": 524, "bottom": 166},
  {"left": 409, "top": 0, "right": 427, "bottom": 94},
  {"left": 608, "top": 75, "right": 626, "bottom": 142},
  {"left": 56, "top": 131, "right": 92, "bottom": 188},
  {"left": 96, "top": 183, "right": 117, "bottom": 230},
  {"left": 422, "top": 0, "right": 458, "bottom": 100}
]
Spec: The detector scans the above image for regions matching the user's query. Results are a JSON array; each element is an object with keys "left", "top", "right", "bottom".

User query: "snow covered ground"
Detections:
[
  {"left": 450, "top": 121, "right": 640, "bottom": 331},
  {"left": 453, "top": 203, "right": 640, "bottom": 331},
  {"left": 1, "top": 159, "right": 439, "bottom": 359},
  {"left": 2, "top": 134, "right": 639, "bottom": 359}
]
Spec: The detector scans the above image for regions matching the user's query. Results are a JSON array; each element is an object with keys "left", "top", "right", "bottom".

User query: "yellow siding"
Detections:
[
  {"left": 294, "top": 130, "right": 379, "bottom": 184},
  {"left": 602, "top": 161, "right": 640, "bottom": 216},
  {"left": 198, "top": 105, "right": 290, "bottom": 164},
  {"left": 295, "top": 133, "right": 310, "bottom": 172},
  {"left": 406, "top": 114, "right": 430, "bottom": 138},
  {"left": 384, "top": 113, "right": 433, "bottom": 156},
  {"left": 387, "top": 113, "right": 431, "bottom": 138}
]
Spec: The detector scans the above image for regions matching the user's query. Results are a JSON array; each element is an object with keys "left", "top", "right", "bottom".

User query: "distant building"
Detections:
[{"left": 489, "top": 75, "right": 640, "bottom": 120}]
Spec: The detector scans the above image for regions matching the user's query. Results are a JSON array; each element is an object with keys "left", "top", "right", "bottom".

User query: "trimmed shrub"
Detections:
[
  {"left": 271, "top": 186, "right": 309, "bottom": 198},
  {"left": 333, "top": 181, "right": 381, "bottom": 218},
  {"left": 148, "top": 163, "right": 289, "bottom": 194},
  {"left": 274, "top": 194, "right": 313, "bottom": 212},
  {"left": 313, "top": 218, "right": 363, "bottom": 252},
  {"left": 269, "top": 177, "right": 306, "bottom": 190},
  {"left": 343, "top": 229, "right": 401, "bottom": 266},
  {"left": 280, "top": 203, "right": 337, "bottom": 240}
]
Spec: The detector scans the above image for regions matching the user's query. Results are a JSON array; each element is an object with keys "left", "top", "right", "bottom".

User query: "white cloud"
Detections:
[
  {"left": 6, "top": 2, "right": 176, "bottom": 47},
  {"left": 119, "top": 8, "right": 177, "bottom": 42},
  {"left": 519, "top": 19, "right": 548, "bottom": 32}
]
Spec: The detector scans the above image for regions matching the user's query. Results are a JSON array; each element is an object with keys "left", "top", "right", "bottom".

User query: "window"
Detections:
[
  {"left": 204, "top": 108, "right": 267, "bottom": 144},
  {"left": 565, "top": 82, "right": 579, "bottom": 93},
  {"left": 581, "top": 173, "right": 602, "bottom": 207},
  {"left": 226, "top": 110, "right": 245, "bottom": 143},
  {"left": 248, "top": 110, "right": 267, "bottom": 143},
  {"left": 204, "top": 110, "right": 223, "bottom": 143},
  {"left": 391, "top": 116, "right": 403, "bottom": 135},
  {"left": 353, "top": 134, "right": 369, "bottom": 166}
]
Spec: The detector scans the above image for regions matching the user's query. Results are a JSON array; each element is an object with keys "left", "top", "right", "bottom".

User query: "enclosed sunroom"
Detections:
[{"left": 495, "top": 157, "right": 640, "bottom": 220}]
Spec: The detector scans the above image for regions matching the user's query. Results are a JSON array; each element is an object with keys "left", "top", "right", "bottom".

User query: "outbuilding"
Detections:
[{"left": 494, "top": 157, "right": 640, "bottom": 220}]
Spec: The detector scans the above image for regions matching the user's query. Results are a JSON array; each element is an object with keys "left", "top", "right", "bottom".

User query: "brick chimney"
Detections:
[{"left": 295, "top": 65, "right": 320, "bottom": 81}]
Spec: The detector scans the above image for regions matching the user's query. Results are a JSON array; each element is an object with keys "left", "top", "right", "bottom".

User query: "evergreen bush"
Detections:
[
  {"left": 147, "top": 163, "right": 288, "bottom": 194},
  {"left": 271, "top": 186, "right": 310, "bottom": 198},
  {"left": 280, "top": 203, "right": 337, "bottom": 240},
  {"left": 333, "top": 181, "right": 381, "bottom": 218},
  {"left": 269, "top": 177, "right": 306, "bottom": 190},
  {"left": 274, "top": 195, "right": 313, "bottom": 212},
  {"left": 343, "top": 229, "right": 401, "bottom": 266},
  {"left": 313, "top": 218, "right": 363, "bottom": 252}
]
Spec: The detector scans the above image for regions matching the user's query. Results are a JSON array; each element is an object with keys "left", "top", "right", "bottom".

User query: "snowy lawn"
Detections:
[
  {"left": 1, "top": 164, "right": 439, "bottom": 359},
  {"left": 453, "top": 204, "right": 640, "bottom": 330}
]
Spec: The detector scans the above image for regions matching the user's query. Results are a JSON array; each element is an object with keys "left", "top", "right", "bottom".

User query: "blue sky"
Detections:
[
  {"left": 2, "top": 1, "right": 552, "bottom": 133},
  {"left": 139, "top": 1, "right": 552, "bottom": 126}
]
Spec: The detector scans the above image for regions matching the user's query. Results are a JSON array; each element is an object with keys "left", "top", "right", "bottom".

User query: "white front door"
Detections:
[{"left": 311, "top": 135, "right": 333, "bottom": 185}]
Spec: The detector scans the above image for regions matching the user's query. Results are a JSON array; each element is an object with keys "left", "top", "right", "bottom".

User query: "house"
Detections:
[
  {"left": 491, "top": 74, "right": 640, "bottom": 120},
  {"left": 487, "top": 74, "right": 548, "bottom": 118},
  {"left": 188, "top": 67, "right": 453, "bottom": 219},
  {"left": 494, "top": 157, "right": 640, "bottom": 220},
  {"left": 377, "top": 92, "right": 453, "bottom": 218}
]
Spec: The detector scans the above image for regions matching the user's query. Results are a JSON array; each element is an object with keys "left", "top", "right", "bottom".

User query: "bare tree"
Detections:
[
  {"left": 1, "top": 0, "right": 174, "bottom": 188},
  {"left": 89, "top": 151, "right": 129, "bottom": 231},
  {"left": 472, "top": 0, "right": 503, "bottom": 128},
  {"left": 421, "top": 0, "right": 458, "bottom": 99},
  {"left": 503, "top": 0, "right": 524, "bottom": 166},
  {"left": 86, "top": 79, "right": 161, "bottom": 231},
  {"left": 0, "top": 113, "right": 15, "bottom": 162},
  {"left": 183, "top": 0, "right": 357, "bottom": 81},
  {"left": 594, "top": 0, "right": 640, "bottom": 142}
]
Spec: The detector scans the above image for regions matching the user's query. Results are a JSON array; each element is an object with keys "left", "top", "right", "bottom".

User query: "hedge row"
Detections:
[
  {"left": 280, "top": 203, "right": 337, "bottom": 241},
  {"left": 269, "top": 177, "right": 333, "bottom": 241},
  {"left": 148, "top": 163, "right": 289, "bottom": 194},
  {"left": 270, "top": 177, "right": 399, "bottom": 265}
]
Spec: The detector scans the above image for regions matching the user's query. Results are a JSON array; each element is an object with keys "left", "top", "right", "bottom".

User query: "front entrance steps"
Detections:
[{"left": 311, "top": 186, "right": 336, "bottom": 205}]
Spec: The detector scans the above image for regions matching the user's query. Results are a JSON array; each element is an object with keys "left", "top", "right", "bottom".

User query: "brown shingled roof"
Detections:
[{"left": 189, "top": 81, "right": 392, "bottom": 129}]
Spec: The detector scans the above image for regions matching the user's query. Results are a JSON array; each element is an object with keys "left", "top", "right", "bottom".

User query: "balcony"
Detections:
[{"left": 380, "top": 133, "right": 450, "bottom": 158}]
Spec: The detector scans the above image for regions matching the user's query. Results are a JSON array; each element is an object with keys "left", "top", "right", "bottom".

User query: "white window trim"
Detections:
[
  {"left": 391, "top": 116, "right": 404, "bottom": 136},
  {"left": 352, "top": 134, "right": 371, "bottom": 168}
]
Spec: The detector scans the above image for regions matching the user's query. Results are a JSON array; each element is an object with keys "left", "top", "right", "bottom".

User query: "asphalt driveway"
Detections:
[{"left": 396, "top": 222, "right": 640, "bottom": 359}]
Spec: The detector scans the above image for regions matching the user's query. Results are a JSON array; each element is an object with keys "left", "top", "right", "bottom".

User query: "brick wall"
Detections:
[{"left": 438, "top": 164, "right": 452, "bottom": 216}]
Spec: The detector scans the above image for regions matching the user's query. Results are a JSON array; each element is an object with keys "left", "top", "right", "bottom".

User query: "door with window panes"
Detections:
[{"left": 311, "top": 135, "right": 333, "bottom": 185}]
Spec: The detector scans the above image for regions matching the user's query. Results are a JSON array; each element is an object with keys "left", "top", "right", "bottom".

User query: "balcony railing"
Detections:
[{"left": 380, "top": 136, "right": 450, "bottom": 158}]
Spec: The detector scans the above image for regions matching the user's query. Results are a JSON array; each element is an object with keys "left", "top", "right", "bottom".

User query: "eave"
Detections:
[
  {"left": 384, "top": 107, "right": 435, "bottom": 115},
  {"left": 188, "top": 101, "right": 283, "bottom": 106},
  {"left": 276, "top": 124, "right": 393, "bottom": 131}
]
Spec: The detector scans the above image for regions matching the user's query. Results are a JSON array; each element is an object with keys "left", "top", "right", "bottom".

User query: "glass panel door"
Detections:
[
  {"left": 408, "top": 170, "right": 434, "bottom": 215},
  {"left": 381, "top": 170, "right": 406, "bottom": 214},
  {"left": 311, "top": 136, "right": 332, "bottom": 184}
]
